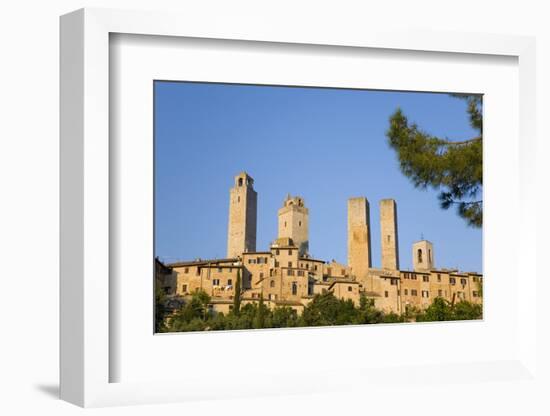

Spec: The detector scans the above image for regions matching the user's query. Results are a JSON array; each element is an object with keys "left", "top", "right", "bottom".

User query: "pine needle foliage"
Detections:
[{"left": 386, "top": 95, "right": 483, "bottom": 227}]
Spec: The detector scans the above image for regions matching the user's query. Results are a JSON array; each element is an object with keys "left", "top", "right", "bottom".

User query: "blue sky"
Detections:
[{"left": 154, "top": 81, "right": 482, "bottom": 273}]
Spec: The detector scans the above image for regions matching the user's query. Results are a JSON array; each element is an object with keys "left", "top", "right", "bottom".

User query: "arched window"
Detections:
[
  {"left": 417, "top": 248, "right": 423, "bottom": 263},
  {"left": 428, "top": 249, "right": 432, "bottom": 263},
  {"left": 238, "top": 178, "right": 243, "bottom": 186},
  {"left": 292, "top": 282, "right": 298, "bottom": 295},
  {"left": 270, "top": 280, "right": 275, "bottom": 288}
]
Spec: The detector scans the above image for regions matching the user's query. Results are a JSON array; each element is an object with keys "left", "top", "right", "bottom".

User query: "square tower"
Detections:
[
  {"left": 347, "top": 197, "right": 372, "bottom": 280},
  {"left": 226, "top": 172, "right": 257, "bottom": 258},
  {"left": 412, "top": 240, "right": 434, "bottom": 271},
  {"left": 380, "top": 199, "right": 400, "bottom": 270},
  {"left": 278, "top": 195, "right": 309, "bottom": 256}
]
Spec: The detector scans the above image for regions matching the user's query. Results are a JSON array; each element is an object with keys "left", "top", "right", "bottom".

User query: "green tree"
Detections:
[
  {"left": 233, "top": 269, "right": 242, "bottom": 316},
  {"left": 167, "top": 289, "right": 211, "bottom": 331},
  {"left": 253, "top": 293, "right": 268, "bottom": 329},
  {"left": 386, "top": 95, "right": 482, "bottom": 227},
  {"left": 271, "top": 307, "right": 298, "bottom": 328},
  {"left": 453, "top": 300, "right": 482, "bottom": 320},
  {"left": 155, "top": 285, "right": 167, "bottom": 332},
  {"left": 416, "top": 297, "right": 453, "bottom": 322}
]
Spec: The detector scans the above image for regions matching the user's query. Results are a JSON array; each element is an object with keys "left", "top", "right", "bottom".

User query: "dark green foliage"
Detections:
[
  {"left": 167, "top": 289, "right": 211, "bottom": 332},
  {"left": 155, "top": 285, "right": 167, "bottom": 333},
  {"left": 163, "top": 291, "right": 482, "bottom": 332},
  {"left": 416, "top": 297, "right": 454, "bottom": 322},
  {"left": 233, "top": 269, "right": 242, "bottom": 315},
  {"left": 415, "top": 297, "right": 483, "bottom": 322},
  {"left": 386, "top": 95, "right": 483, "bottom": 227}
]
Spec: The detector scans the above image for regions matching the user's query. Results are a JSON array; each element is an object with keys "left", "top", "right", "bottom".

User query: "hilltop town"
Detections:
[{"left": 156, "top": 172, "right": 482, "bottom": 317}]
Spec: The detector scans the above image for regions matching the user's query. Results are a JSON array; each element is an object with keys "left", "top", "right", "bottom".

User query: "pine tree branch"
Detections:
[{"left": 439, "top": 136, "right": 482, "bottom": 146}]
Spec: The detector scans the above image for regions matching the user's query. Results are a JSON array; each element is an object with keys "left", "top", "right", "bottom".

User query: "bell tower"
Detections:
[
  {"left": 226, "top": 172, "right": 257, "bottom": 258},
  {"left": 412, "top": 240, "right": 434, "bottom": 271}
]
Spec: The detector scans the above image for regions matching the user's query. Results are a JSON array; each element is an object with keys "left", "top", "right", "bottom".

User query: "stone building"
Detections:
[{"left": 157, "top": 172, "right": 482, "bottom": 315}]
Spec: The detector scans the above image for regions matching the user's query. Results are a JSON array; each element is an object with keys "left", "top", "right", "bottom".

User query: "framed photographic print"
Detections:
[{"left": 60, "top": 7, "right": 538, "bottom": 408}]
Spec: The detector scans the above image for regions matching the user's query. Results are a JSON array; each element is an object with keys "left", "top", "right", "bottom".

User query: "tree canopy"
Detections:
[
  {"left": 386, "top": 94, "right": 483, "bottom": 227},
  {"left": 160, "top": 291, "right": 482, "bottom": 333}
]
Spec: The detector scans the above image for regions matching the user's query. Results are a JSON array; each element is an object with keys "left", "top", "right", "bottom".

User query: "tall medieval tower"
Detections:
[
  {"left": 278, "top": 195, "right": 309, "bottom": 256},
  {"left": 380, "top": 199, "right": 400, "bottom": 270},
  {"left": 226, "top": 172, "right": 257, "bottom": 258},
  {"left": 347, "top": 197, "right": 372, "bottom": 280}
]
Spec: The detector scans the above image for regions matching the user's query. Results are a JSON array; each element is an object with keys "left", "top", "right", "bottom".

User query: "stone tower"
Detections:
[
  {"left": 380, "top": 199, "right": 400, "bottom": 270},
  {"left": 278, "top": 195, "right": 309, "bottom": 256},
  {"left": 226, "top": 172, "right": 257, "bottom": 258},
  {"left": 412, "top": 240, "right": 434, "bottom": 271},
  {"left": 347, "top": 197, "right": 372, "bottom": 280}
]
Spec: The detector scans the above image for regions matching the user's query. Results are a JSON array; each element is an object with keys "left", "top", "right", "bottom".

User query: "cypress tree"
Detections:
[{"left": 233, "top": 268, "right": 242, "bottom": 315}]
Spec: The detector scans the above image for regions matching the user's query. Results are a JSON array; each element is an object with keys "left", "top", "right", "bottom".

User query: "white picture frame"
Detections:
[{"left": 60, "top": 7, "right": 538, "bottom": 408}]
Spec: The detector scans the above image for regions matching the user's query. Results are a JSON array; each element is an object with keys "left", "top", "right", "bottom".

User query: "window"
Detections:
[
  {"left": 275, "top": 249, "right": 280, "bottom": 255},
  {"left": 284, "top": 221, "right": 287, "bottom": 227},
  {"left": 384, "top": 291, "right": 389, "bottom": 298},
  {"left": 287, "top": 269, "right": 294, "bottom": 276},
  {"left": 274, "top": 261, "right": 279, "bottom": 267},
  {"left": 437, "top": 274, "right": 441, "bottom": 282},
  {"left": 390, "top": 279, "right": 398, "bottom": 285},
  {"left": 297, "top": 270, "right": 304, "bottom": 277},
  {"left": 404, "top": 289, "right": 408, "bottom": 295},
  {"left": 238, "top": 178, "right": 243, "bottom": 186},
  {"left": 341, "top": 269, "right": 345, "bottom": 276},
  {"left": 292, "top": 282, "right": 298, "bottom": 295},
  {"left": 288, "top": 249, "right": 293, "bottom": 255},
  {"left": 387, "top": 235, "right": 391, "bottom": 242},
  {"left": 217, "top": 267, "right": 222, "bottom": 272},
  {"left": 327, "top": 267, "right": 332, "bottom": 276},
  {"left": 450, "top": 277, "right": 456, "bottom": 285},
  {"left": 306, "top": 264, "right": 309, "bottom": 269},
  {"left": 184, "top": 267, "right": 189, "bottom": 274},
  {"left": 237, "top": 196, "right": 240, "bottom": 202},
  {"left": 348, "top": 286, "right": 352, "bottom": 292},
  {"left": 411, "top": 289, "right": 418, "bottom": 296},
  {"left": 213, "top": 279, "right": 220, "bottom": 286},
  {"left": 314, "top": 265, "right": 318, "bottom": 271},
  {"left": 423, "top": 276, "right": 429, "bottom": 282},
  {"left": 227, "top": 279, "right": 232, "bottom": 286},
  {"left": 270, "top": 280, "right": 275, "bottom": 288},
  {"left": 473, "top": 277, "right": 479, "bottom": 282},
  {"left": 461, "top": 278, "right": 467, "bottom": 286},
  {"left": 417, "top": 248, "right": 423, "bottom": 263},
  {"left": 473, "top": 291, "right": 478, "bottom": 297},
  {"left": 288, "top": 261, "right": 293, "bottom": 268},
  {"left": 299, "top": 221, "right": 302, "bottom": 226},
  {"left": 421, "top": 290, "right": 429, "bottom": 298},
  {"left": 438, "top": 289, "right": 443, "bottom": 297},
  {"left": 229, "top": 268, "right": 232, "bottom": 273},
  {"left": 259, "top": 272, "right": 264, "bottom": 278},
  {"left": 411, "top": 274, "right": 417, "bottom": 280},
  {"left": 182, "top": 284, "right": 187, "bottom": 292},
  {"left": 397, "top": 290, "right": 400, "bottom": 296}
]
